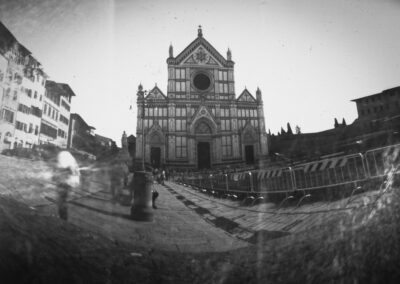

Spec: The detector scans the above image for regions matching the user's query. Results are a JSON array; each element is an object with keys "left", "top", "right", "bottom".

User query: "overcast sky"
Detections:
[{"left": 1, "top": 0, "right": 400, "bottom": 145}]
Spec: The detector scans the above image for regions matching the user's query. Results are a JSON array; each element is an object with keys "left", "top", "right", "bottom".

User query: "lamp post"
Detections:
[{"left": 141, "top": 91, "right": 147, "bottom": 171}]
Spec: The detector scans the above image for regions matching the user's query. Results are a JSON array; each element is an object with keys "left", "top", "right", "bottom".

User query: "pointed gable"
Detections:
[
  {"left": 145, "top": 85, "right": 167, "bottom": 100},
  {"left": 173, "top": 36, "right": 231, "bottom": 67},
  {"left": 237, "top": 89, "right": 256, "bottom": 102}
]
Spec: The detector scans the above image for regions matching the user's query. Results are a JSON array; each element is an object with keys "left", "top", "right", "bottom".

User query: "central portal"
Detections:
[
  {"left": 151, "top": 147, "right": 161, "bottom": 169},
  {"left": 197, "top": 142, "right": 211, "bottom": 169}
]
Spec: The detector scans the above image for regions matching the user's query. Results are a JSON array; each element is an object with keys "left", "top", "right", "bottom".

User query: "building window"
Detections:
[
  {"left": 60, "top": 115, "right": 69, "bottom": 125},
  {"left": 61, "top": 100, "right": 70, "bottom": 111},
  {"left": 220, "top": 107, "right": 229, "bottom": 117},
  {"left": 175, "top": 119, "right": 186, "bottom": 131},
  {"left": 1, "top": 109, "right": 14, "bottom": 123},
  {"left": 218, "top": 70, "right": 228, "bottom": 81},
  {"left": 175, "top": 81, "right": 186, "bottom": 92},
  {"left": 175, "top": 68, "right": 185, "bottom": 79},
  {"left": 219, "top": 83, "right": 228, "bottom": 93},
  {"left": 221, "top": 119, "right": 231, "bottom": 131},
  {"left": 40, "top": 122, "right": 57, "bottom": 139},
  {"left": 16, "top": 121, "right": 27, "bottom": 132},
  {"left": 31, "top": 106, "right": 42, "bottom": 118},
  {"left": 58, "top": 129, "right": 66, "bottom": 138},
  {"left": 221, "top": 136, "right": 232, "bottom": 157},
  {"left": 18, "top": 103, "right": 31, "bottom": 114},
  {"left": 176, "top": 107, "right": 186, "bottom": 117},
  {"left": 176, "top": 136, "right": 187, "bottom": 158}
]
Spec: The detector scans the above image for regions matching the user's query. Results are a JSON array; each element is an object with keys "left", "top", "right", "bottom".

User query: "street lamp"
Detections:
[{"left": 142, "top": 91, "right": 147, "bottom": 171}]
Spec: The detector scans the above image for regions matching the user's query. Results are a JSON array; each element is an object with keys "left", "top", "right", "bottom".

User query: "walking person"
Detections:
[
  {"left": 109, "top": 159, "right": 128, "bottom": 203},
  {"left": 52, "top": 150, "right": 80, "bottom": 221}
]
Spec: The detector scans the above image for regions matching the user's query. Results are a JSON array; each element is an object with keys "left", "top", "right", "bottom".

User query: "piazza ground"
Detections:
[{"left": 1, "top": 155, "right": 400, "bottom": 283}]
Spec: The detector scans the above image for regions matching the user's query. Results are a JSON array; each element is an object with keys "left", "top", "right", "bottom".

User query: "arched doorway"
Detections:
[
  {"left": 151, "top": 147, "right": 161, "bottom": 169},
  {"left": 242, "top": 126, "right": 257, "bottom": 165},
  {"left": 197, "top": 142, "right": 211, "bottom": 169},
  {"left": 148, "top": 130, "right": 164, "bottom": 169},
  {"left": 245, "top": 145, "right": 255, "bottom": 164},
  {"left": 195, "top": 121, "right": 212, "bottom": 169}
]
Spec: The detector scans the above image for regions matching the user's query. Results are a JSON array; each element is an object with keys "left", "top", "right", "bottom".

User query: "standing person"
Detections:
[
  {"left": 53, "top": 150, "right": 80, "bottom": 221},
  {"left": 152, "top": 187, "right": 159, "bottom": 209},
  {"left": 161, "top": 169, "right": 166, "bottom": 185}
]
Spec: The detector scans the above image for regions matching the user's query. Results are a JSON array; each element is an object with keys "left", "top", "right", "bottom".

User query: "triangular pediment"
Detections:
[
  {"left": 181, "top": 45, "right": 222, "bottom": 67},
  {"left": 191, "top": 105, "right": 216, "bottom": 122},
  {"left": 189, "top": 105, "right": 217, "bottom": 134},
  {"left": 242, "top": 122, "right": 257, "bottom": 143},
  {"left": 174, "top": 37, "right": 230, "bottom": 67},
  {"left": 145, "top": 85, "right": 167, "bottom": 100},
  {"left": 237, "top": 89, "right": 257, "bottom": 102}
]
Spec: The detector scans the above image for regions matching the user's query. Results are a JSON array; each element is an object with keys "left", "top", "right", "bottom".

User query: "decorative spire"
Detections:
[
  {"left": 198, "top": 25, "right": 203, "bottom": 37},
  {"left": 169, "top": 43, "right": 173, "bottom": 58},
  {"left": 121, "top": 131, "right": 128, "bottom": 149},
  {"left": 256, "top": 87, "right": 262, "bottom": 101},
  {"left": 227, "top": 48, "right": 232, "bottom": 61}
]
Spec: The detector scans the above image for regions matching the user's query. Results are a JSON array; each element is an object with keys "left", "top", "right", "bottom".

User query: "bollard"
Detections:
[{"left": 130, "top": 171, "right": 154, "bottom": 221}]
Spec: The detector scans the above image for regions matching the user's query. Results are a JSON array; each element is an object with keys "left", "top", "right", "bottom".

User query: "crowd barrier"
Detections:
[{"left": 178, "top": 144, "right": 400, "bottom": 203}]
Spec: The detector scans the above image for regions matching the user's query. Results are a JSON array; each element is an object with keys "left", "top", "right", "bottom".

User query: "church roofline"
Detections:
[
  {"left": 168, "top": 32, "right": 234, "bottom": 68},
  {"left": 144, "top": 84, "right": 167, "bottom": 100},
  {"left": 237, "top": 88, "right": 257, "bottom": 103}
]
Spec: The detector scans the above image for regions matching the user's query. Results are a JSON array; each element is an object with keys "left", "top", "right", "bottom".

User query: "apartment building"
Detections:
[
  {"left": 0, "top": 22, "right": 47, "bottom": 151},
  {"left": 39, "top": 80, "right": 75, "bottom": 148},
  {"left": 1, "top": 22, "right": 76, "bottom": 151}
]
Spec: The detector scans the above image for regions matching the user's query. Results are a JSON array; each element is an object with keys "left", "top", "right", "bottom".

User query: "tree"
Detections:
[
  {"left": 295, "top": 125, "right": 301, "bottom": 134},
  {"left": 334, "top": 118, "right": 339, "bottom": 128},
  {"left": 287, "top": 123, "right": 293, "bottom": 135},
  {"left": 342, "top": 118, "right": 347, "bottom": 126},
  {"left": 280, "top": 127, "right": 286, "bottom": 135}
]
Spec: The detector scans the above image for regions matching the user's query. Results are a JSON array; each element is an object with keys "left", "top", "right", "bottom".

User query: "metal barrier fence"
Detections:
[{"left": 180, "top": 143, "right": 400, "bottom": 201}]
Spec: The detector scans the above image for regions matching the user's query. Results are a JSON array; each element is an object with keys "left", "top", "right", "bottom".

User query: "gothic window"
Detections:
[
  {"left": 221, "top": 136, "right": 232, "bottom": 157},
  {"left": 220, "top": 108, "right": 229, "bottom": 117},
  {"left": 175, "top": 120, "right": 186, "bottom": 131},
  {"left": 176, "top": 136, "right": 187, "bottom": 158},
  {"left": 195, "top": 122, "right": 212, "bottom": 134},
  {"left": 175, "top": 68, "right": 185, "bottom": 79},
  {"left": 175, "top": 81, "right": 186, "bottom": 92},
  {"left": 221, "top": 119, "right": 231, "bottom": 131},
  {"left": 219, "top": 83, "right": 228, "bottom": 93},
  {"left": 176, "top": 107, "right": 186, "bottom": 117},
  {"left": 218, "top": 70, "right": 228, "bottom": 81}
]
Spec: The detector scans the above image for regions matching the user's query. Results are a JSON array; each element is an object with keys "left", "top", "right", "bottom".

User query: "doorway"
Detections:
[
  {"left": 245, "top": 145, "right": 255, "bottom": 164},
  {"left": 151, "top": 147, "right": 161, "bottom": 169},
  {"left": 197, "top": 142, "right": 211, "bottom": 169}
]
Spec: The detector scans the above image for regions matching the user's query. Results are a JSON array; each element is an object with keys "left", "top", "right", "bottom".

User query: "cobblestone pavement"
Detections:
[
  {"left": 1, "top": 155, "right": 379, "bottom": 253},
  {"left": 165, "top": 181, "right": 381, "bottom": 241},
  {"left": 66, "top": 183, "right": 248, "bottom": 253},
  {"left": 0, "top": 156, "right": 248, "bottom": 253}
]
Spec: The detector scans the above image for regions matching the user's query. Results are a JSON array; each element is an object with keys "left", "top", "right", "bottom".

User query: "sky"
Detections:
[{"left": 1, "top": 0, "right": 400, "bottom": 145}]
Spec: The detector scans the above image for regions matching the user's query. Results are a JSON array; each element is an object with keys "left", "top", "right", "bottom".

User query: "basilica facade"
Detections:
[{"left": 135, "top": 26, "right": 268, "bottom": 170}]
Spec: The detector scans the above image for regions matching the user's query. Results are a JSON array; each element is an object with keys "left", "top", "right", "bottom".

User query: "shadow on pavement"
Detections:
[{"left": 69, "top": 200, "right": 132, "bottom": 220}]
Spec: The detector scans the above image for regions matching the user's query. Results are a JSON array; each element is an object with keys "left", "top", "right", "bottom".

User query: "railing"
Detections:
[{"left": 179, "top": 143, "right": 400, "bottom": 201}]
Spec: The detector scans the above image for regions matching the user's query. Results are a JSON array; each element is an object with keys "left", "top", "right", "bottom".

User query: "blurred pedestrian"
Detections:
[
  {"left": 152, "top": 187, "right": 159, "bottom": 209},
  {"left": 109, "top": 159, "right": 128, "bottom": 202},
  {"left": 52, "top": 150, "right": 80, "bottom": 221}
]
